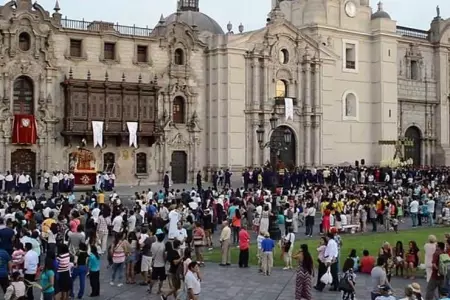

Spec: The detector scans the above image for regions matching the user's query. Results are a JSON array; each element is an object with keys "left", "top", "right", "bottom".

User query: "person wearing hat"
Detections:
[
  {"left": 399, "top": 283, "right": 422, "bottom": 300},
  {"left": 260, "top": 232, "right": 275, "bottom": 276}
]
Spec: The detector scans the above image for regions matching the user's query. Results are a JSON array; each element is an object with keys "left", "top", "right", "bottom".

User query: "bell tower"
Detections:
[{"left": 178, "top": 0, "right": 200, "bottom": 12}]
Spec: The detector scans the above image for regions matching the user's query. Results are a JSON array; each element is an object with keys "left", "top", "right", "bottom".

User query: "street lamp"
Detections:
[
  {"left": 269, "top": 113, "right": 278, "bottom": 130},
  {"left": 256, "top": 125, "right": 265, "bottom": 145}
]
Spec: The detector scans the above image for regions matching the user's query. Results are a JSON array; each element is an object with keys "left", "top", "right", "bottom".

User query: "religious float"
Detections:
[{"left": 69, "top": 140, "right": 97, "bottom": 188}]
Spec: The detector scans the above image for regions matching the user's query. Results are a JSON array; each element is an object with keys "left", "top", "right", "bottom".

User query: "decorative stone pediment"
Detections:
[{"left": 168, "top": 132, "right": 191, "bottom": 147}]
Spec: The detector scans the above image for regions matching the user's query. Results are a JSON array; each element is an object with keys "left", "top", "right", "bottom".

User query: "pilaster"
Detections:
[
  {"left": 304, "top": 121, "right": 311, "bottom": 166},
  {"left": 0, "top": 138, "right": 5, "bottom": 171},
  {"left": 252, "top": 121, "right": 259, "bottom": 166},
  {"left": 252, "top": 57, "right": 260, "bottom": 108}
]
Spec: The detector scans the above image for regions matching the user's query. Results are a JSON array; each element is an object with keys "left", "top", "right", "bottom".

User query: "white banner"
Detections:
[
  {"left": 92, "top": 121, "right": 104, "bottom": 147},
  {"left": 126, "top": 122, "right": 138, "bottom": 148},
  {"left": 285, "top": 97, "right": 294, "bottom": 120}
]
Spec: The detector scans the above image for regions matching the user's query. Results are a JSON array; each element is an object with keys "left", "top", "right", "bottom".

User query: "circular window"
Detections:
[
  {"left": 279, "top": 49, "right": 289, "bottom": 64},
  {"left": 19, "top": 32, "right": 31, "bottom": 51}
]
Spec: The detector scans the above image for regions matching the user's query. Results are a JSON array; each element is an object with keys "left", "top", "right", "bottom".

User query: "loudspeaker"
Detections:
[
  {"left": 361, "top": 159, "right": 365, "bottom": 166},
  {"left": 355, "top": 160, "right": 359, "bottom": 167}
]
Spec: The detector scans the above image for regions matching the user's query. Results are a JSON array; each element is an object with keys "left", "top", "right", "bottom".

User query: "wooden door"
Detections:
[
  {"left": 171, "top": 151, "right": 187, "bottom": 184},
  {"left": 11, "top": 149, "right": 36, "bottom": 182}
]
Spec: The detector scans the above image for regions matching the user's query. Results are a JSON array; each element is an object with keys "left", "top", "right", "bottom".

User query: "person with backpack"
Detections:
[
  {"left": 284, "top": 204, "right": 294, "bottom": 236},
  {"left": 4, "top": 271, "right": 26, "bottom": 300},
  {"left": 424, "top": 241, "right": 446, "bottom": 300},
  {"left": 161, "top": 239, "right": 182, "bottom": 300}
]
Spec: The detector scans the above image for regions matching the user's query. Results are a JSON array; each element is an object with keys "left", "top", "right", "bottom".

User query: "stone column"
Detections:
[
  {"left": 252, "top": 121, "right": 259, "bottom": 166},
  {"left": 421, "top": 139, "right": 426, "bottom": 166},
  {"left": 0, "top": 138, "right": 5, "bottom": 171},
  {"left": 304, "top": 121, "right": 311, "bottom": 166},
  {"left": 5, "top": 140, "right": 11, "bottom": 171},
  {"left": 303, "top": 61, "right": 312, "bottom": 166},
  {"left": 313, "top": 63, "right": 321, "bottom": 166},
  {"left": 427, "top": 139, "right": 432, "bottom": 166},
  {"left": 262, "top": 59, "right": 268, "bottom": 105},
  {"left": 252, "top": 57, "right": 260, "bottom": 107}
]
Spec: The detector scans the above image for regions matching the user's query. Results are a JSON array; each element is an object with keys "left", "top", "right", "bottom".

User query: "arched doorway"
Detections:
[
  {"left": 404, "top": 126, "right": 422, "bottom": 166},
  {"left": 171, "top": 151, "right": 187, "bottom": 184},
  {"left": 13, "top": 76, "right": 34, "bottom": 115},
  {"left": 11, "top": 149, "right": 36, "bottom": 183},
  {"left": 269, "top": 126, "right": 296, "bottom": 170}
]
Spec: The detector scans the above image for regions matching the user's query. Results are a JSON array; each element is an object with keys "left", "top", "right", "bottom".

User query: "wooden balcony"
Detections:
[{"left": 60, "top": 76, "right": 160, "bottom": 145}]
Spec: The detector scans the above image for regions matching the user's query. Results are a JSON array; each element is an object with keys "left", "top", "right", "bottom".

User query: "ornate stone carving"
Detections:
[
  {"left": 188, "top": 111, "right": 202, "bottom": 132},
  {"left": 168, "top": 133, "right": 190, "bottom": 147},
  {"left": 2, "top": 116, "right": 11, "bottom": 137}
]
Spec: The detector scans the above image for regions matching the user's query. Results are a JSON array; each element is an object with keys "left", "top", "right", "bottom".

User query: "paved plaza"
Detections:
[{"left": 62, "top": 259, "right": 423, "bottom": 300}]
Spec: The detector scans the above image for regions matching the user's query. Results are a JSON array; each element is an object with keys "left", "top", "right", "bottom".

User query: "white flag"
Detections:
[
  {"left": 285, "top": 97, "right": 294, "bottom": 120},
  {"left": 91, "top": 121, "right": 104, "bottom": 147},
  {"left": 126, "top": 122, "right": 138, "bottom": 148}
]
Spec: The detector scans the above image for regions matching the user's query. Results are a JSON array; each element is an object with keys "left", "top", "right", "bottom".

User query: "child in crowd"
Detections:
[
  {"left": 348, "top": 249, "right": 360, "bottom": 272},
  {"left": 11, "top": 242, "right": 25, "bottom": 274}
]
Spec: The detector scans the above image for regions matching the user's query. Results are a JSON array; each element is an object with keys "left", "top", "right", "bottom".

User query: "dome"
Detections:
[
  {"left": 371, "top": 10, "right": 391, "bottom": 20},
  {"left": 164, "top": 10, "right": 224, "bottom": 35},
  {"left": 371, "top": 2, "right": 391, "bottom": 20}
]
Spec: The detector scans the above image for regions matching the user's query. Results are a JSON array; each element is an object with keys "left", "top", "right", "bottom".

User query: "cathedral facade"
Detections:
[{"left": 0, "top": 0, "right": 449, "bottom": 185}]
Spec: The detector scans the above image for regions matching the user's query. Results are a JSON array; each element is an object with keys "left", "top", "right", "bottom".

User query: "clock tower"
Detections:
[{"left": 276, "top": 0, "right": 373, "bottom": 33}]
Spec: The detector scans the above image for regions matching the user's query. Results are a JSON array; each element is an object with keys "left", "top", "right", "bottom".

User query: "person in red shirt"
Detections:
[
  {"left": 238, "top": 227, "right": 250, "bottom": 268},
  {"left": 360, "top": 249, "right": 375, "bottom": 274}
]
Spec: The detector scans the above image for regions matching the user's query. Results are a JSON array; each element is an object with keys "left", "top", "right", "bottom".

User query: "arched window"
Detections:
[
  {"left": 13, "top": 76, "right": 34, "bottom": 114},
  {"left": 135, "top": 152, "right": 147, "bottom": 174},
  {"left": 275, "top": 80, "right": 287, "bottom": 98},
  {"left": 342, "top": 91, "right": 358, "bottom": 120},
  {"left": 174, "top": 48, "right": 185, "bottom": 65},
  {"left": 279, "top": 49, "right": 289, "bottom": 64},
  {"left": 172, "top": 96, "right": 185, "bottom": 124},
  {"left": 103, "top": 152, "right": 115, "bottom": 172},
  {"left": 19, "top": 32, "right": 31, "bottom": 51}
]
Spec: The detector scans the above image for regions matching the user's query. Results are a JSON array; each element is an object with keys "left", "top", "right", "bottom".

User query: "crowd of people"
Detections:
[{"left": 0, "top": 165, "right": 450, "bottom": 300}]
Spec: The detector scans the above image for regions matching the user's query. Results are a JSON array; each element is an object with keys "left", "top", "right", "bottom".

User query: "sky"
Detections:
[{"left": 33, "top": 0, "right": 449, "bottom": 32}]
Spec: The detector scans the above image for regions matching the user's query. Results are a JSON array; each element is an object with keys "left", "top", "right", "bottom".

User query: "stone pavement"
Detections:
[{"left": 61, "top": 259, "right": 425, "bottom": 300}]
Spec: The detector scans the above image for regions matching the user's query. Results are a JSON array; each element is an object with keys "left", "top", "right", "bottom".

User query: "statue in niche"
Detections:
[{"left": 345, "top": 97, "right": 355, "bottom": 117}]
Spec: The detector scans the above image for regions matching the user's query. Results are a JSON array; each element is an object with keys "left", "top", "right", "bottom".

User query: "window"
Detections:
[
  {"left": 13, "top": 76, "right": 34, "bottom": 114},
  {"left": 172, "top": 96, "right": 185, "bottom": 124},
  {"left": 174, "top": 48, "right": 185, "bottom": 65},
  {"left": 345, "top": 44, "right": 355, "bottom": 69},
  {"left": 19, "top": 32, "right": 31, "bottom": 51},
  {"left": 103, "top": 152, "right": 115, "bottom": 172},
  {"left": 137, "top": 45, "right": 148, "bottom": 63},
  {"left": 104, "top": 42, "right": 116, "bottom": 60},
  {"left": 342, "top": 91, "right": 358, "bottom": 121},
  {"left": 342, "top": 39, "right": 358, "bottom": 72},
  {"left": 70, "top": 39, "right": 82, "bottom": 57},
  {"left": 135, "top": 153, "right": 148, "bottom": 174},
  {"left": 279, "top": 49, "right": 289, "bottom": 64},
  {"left": 411, "top": 60, "right": 419, "bottom": 80},
  {"left": 275, "top": 80, "right": 287, "bottom": 98}
]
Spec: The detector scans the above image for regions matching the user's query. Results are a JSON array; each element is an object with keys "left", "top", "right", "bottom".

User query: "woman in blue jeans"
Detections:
[
  {"left": 110, "top": 232, "right": 129, "bottom": 286},
  {"left": 70, "top": 243, "right": 89, "bottom": 299}
]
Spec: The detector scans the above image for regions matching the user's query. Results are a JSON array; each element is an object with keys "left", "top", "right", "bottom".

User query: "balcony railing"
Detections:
[
  {"left": 61, "top": 18, "right": 153, "bottom": 37},
  {"left": 275, "top": 97, "right": 298, "bottom": 105},
  {"left": 396, "top": 26, "right": 429, "bottom": 40}
]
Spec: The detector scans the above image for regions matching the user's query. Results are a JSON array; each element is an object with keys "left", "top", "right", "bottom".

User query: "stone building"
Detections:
[{"left": 0, "top": 0, "right": 449, "bottom": 185}]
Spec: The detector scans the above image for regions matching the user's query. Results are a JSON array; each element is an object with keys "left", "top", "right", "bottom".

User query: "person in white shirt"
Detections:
[
  {"left": 112, "top": 213, "right": 123, "bottom": 234},
  {"left": 146, "top": 189, "right": 154, "bottom": 202},
  {"left": 316, "top": 232, "right": 339, "bottom": 292},
  {"left": 185, "top": 261, "right": 202, "bottom": 300},
  {"left": 409, "top": 198, "right": 419, "bottom": 227},
  {"left": 127, "top": 210, "right": 137, "bottom": 233},
  {"left": 174, "top": 221, "right": 188, "bottom": 250},
  {"left": 282, "top": 227, "right": 295, "bottom": 270},
  {"left": 167, "top": 206, "right": 180, "bottom": 239},
  {"left": 23, "top": 242, "right": 39, "bottom": 299},
  {"left": 5, "top": 172, "right": 13, "bottom": 192},
  {"left": 91, "top": 206, "right": 101, "bottom": 223},
  {"left": 304, "top": 202, "right": 316, "bottom": 237}
]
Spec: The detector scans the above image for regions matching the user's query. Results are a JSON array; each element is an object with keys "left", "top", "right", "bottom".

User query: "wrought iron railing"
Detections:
[
  {"left": 396, "top": 26, "right": 429, "bottom": 40},
  {"left": 61, "top": 18, "right": 153, "bottom": 37}
]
